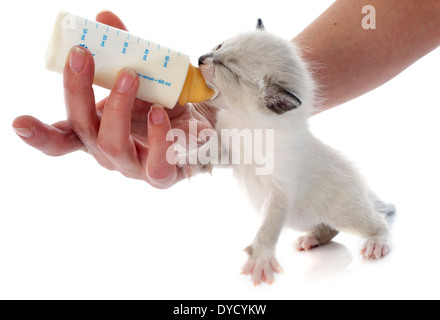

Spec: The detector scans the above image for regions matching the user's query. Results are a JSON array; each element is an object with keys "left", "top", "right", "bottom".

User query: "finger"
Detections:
[
  {"left": 97, "top": 97, "right": 151, "bottom": 123},
  {"left": 167, "top": 103, "right": 188, "bottom": 119},
  {"left": 96, "top": 97, "right": 108, "bottom": 113},
  {"left": 12, "top": 115, "right": 85, "bottom": 156},
  {"left": 146, "top": 105, "right": 177, "bottom": 189},
  {"left": 97, "top": 68, "right": 144, "bottom": 174},
  {"left": 64, "top": 46, "right": 99, "bottom": 149},
  {"left": 96, "top": 10, "right": 128, "bottom": 31}
]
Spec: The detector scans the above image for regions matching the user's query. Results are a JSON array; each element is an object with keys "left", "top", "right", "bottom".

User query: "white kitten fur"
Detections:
[{"left": 195, "top": 26, "right": 394, "bottom": 285}]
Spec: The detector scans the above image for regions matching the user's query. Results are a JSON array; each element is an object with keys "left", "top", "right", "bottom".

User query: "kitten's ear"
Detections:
[
  {"left": 256, "top": 19, "right": 265, "bottom": 31},
  {"left": 263, "top": 79, "right": 302, "bottom": 114}
]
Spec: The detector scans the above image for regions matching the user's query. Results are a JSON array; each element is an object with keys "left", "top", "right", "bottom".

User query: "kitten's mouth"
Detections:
[
  {"left": 199, "top": 65, "right": 220, "bottom": 100},
  {"left": 207, "top": 83, "right": 220, "bottom": 101}
]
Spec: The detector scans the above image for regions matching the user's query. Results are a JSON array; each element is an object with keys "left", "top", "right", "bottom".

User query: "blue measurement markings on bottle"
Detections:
[
  {"left": 137, "top": 73, "right": 172, "bottom": 88},
  {"left": 81, "top": 28, "right": 88, "bottom": 40},
  {"left": 143, "top": 49, "right": 150, "bottom": 61},
  {"left": 78, "top": 20, "right": 95, "bottom": 56},
  {"left": 101, "top": 34, "right": 108, "bottom": 47},
  {"left": 77, "top": 18, "right": 174, "bottom": 89},
  {"left": 122, "top": 41, "right": 129, "bottom": 54},
  {"left": 101, "top": 24, "right": 109, "bottom": 47},
  {"left": 163, "top": 56, "right": 170, "bottom": 68},
  {"left": 122, "top": 33, "right": 130, "bottom": 54}
]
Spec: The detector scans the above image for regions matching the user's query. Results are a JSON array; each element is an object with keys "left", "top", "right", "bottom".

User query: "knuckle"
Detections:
[
  {"left": 97, "top": 138, "right": 122, "bottom": 159},
  {"left": 72, "top": 126, "right": 96, "bottom": 140}
]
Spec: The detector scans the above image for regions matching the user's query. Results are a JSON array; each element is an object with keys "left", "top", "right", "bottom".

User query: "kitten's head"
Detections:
[{"left": 199, "top": 20, "right": 315, "bottom": 116}]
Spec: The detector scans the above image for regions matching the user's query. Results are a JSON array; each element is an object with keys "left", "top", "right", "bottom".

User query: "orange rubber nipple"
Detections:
[{"left": 178, "top": 63, "right": 215, "bottom": 106}]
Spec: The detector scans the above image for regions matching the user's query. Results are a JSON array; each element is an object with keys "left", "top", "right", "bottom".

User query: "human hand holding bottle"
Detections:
[{"left": 12, "top": 11, "right": 216, "bottom": 189}]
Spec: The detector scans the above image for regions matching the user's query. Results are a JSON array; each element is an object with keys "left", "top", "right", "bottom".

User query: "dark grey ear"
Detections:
[
  {"left": 263, "top": 79, "right": 302, "bottom": 114},
  {"left": 256, "top": 19, "right": 265, "bottom": 31}
]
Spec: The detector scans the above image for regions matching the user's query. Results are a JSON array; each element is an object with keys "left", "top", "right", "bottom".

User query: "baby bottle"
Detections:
[{"left": 45, "top": 11, "right": 215, "bottom": 109}]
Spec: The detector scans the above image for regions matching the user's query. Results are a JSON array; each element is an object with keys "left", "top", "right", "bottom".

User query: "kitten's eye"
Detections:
[{"left": 215, "top": 43, "right": 223, "bottom": 51}]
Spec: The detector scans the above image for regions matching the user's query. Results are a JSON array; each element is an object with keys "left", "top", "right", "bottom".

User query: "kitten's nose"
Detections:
[{"left": 198, "top": 53, "right": 212, "bottom": 66}]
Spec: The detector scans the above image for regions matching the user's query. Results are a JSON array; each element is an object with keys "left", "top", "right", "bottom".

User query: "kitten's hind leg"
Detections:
[
  {"left": 336, "top": 206, "right": 391, "bottom": 260},
  {"left": 294, "top": 224, "right": 339, "bottom": 251}
]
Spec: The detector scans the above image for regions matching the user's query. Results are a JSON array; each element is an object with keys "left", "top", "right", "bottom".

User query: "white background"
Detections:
[{"left": 1, "top": 0, "right": 439, "bottom": 300}]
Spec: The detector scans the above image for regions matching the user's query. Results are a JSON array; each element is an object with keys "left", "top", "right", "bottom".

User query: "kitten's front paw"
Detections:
[
  {"left": 180, "top": 162, "right": 212, "bottom": 180},
  {"left": 241, "top": 245, "right": 283, "bottom": 286},
  {"left": 174, "top": 145, "right": 212, "bottom": 180}
]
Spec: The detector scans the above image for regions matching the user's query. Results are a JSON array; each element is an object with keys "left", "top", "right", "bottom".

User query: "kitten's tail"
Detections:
[
  {"left": 374, "top": 198, "right": 396, "bottom": 216},
  {"left": 369, "top": 191, "right": 396, "bottom": 225},
  {"left": 369, "top": 191, "right": 396, "bottom": 215}
]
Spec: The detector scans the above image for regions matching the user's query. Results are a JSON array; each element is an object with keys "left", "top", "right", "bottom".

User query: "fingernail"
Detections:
[
  {"left": 116, "top": 68, "right": 137, "bottom": 93},
  {"left": 69, "top": 46, "right": 86, "bottom": 73},
  {"left": 13, "top": 127, "right": 34, "bottom": 138},
  {"left": 150, "top": 105, "right": 165, "bottom": 125}
]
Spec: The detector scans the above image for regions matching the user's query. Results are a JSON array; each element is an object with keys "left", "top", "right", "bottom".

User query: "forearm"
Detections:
[{"left": 294, "top": 0, "right": 440, "bottom": 112}]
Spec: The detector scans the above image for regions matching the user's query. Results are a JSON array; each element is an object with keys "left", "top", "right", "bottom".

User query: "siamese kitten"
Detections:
[{"left": 184, "top": 20, "right": 395, "bottom": 285}]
